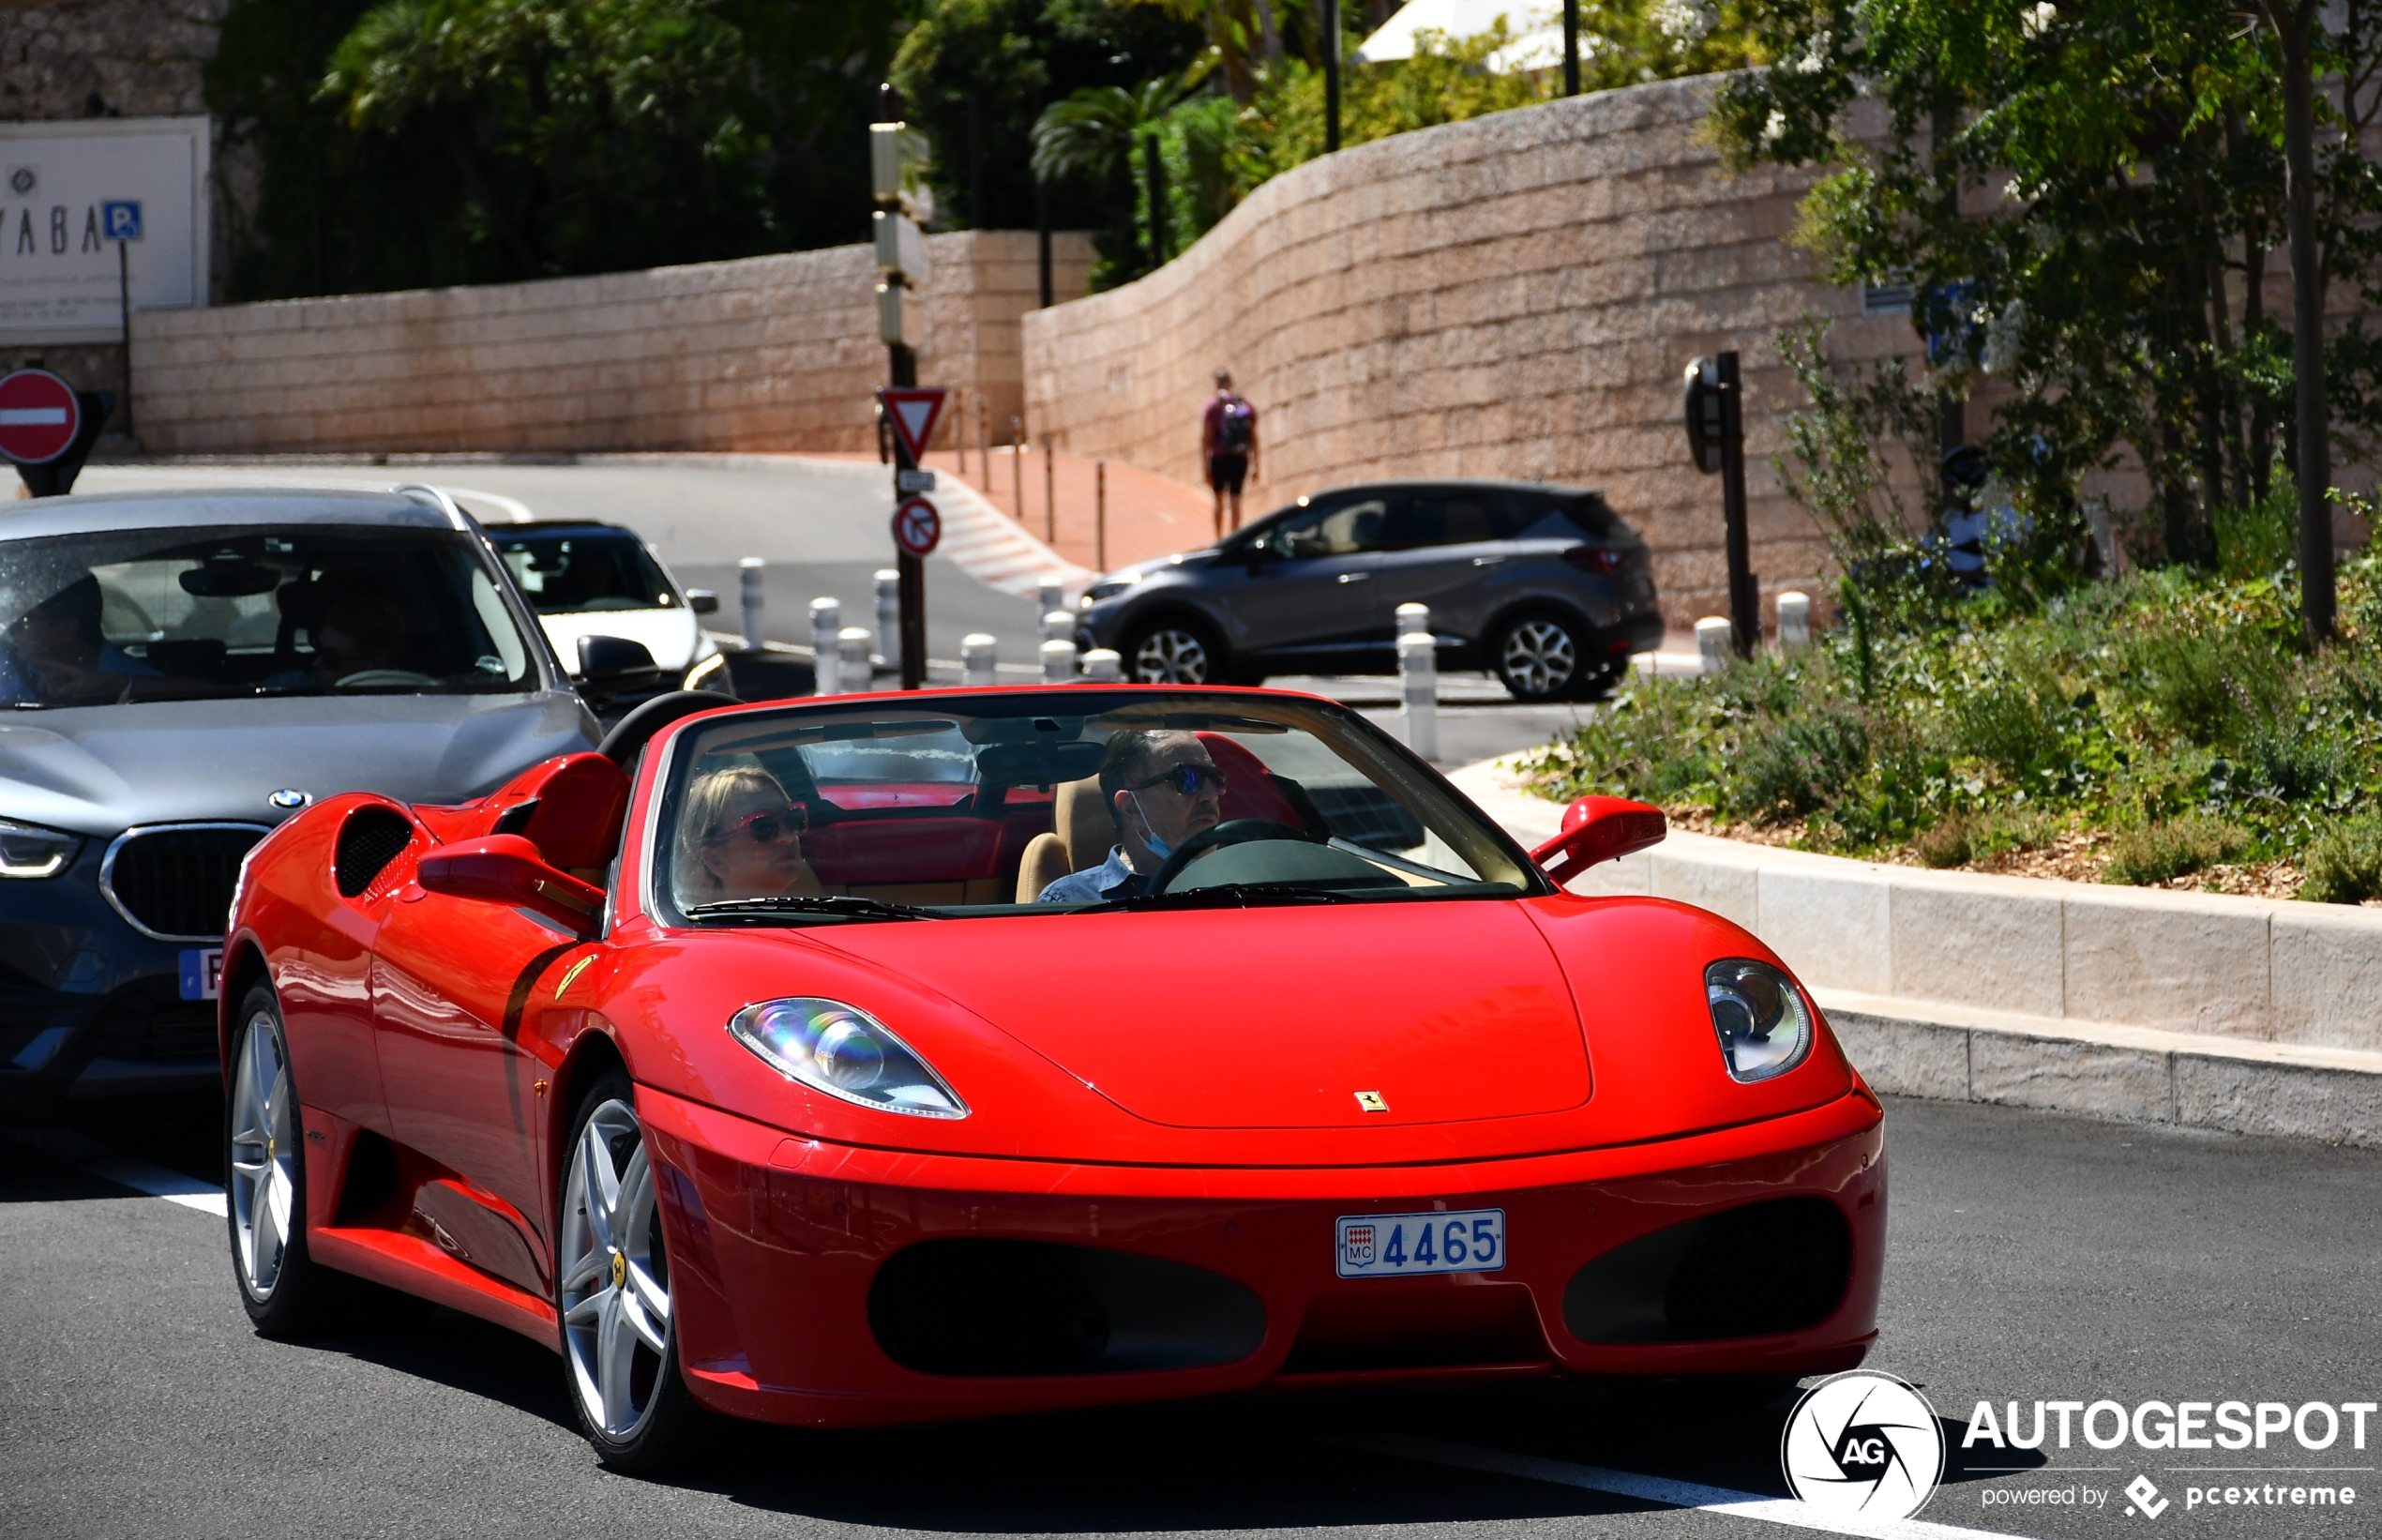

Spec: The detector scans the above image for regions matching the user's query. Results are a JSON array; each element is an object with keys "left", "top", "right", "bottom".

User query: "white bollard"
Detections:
[
  {"left": 962, "top": 633, "right": 1000, "bottom": 687},
  {"left": 1037, "top": 577, "right": 1065, "bottom": 624},
  {"left": 1042, "top": 609, "right": 1075, "bottom": 645},
  {"left": 873, "top": 568, "right": 899, "bottom": 671},
  {"left": 738, "top": 557, "right": 765, "bottom": 651},
  {"left": 1398, "top": 629, "right": 1439, "bottom": 762},
  {"left": 1081, "top": 647, "right": 1123, "bottom": 682},
  {"left": 809, "top": 596, "right": 840, "bottom": 695},
  {"left": 838, "top": 627, "right": 874, "bottom": 692},
  {"left": 1394, "top": 601, "right": 1430, "bottom": 643},
  {"left": 1776, "top": 590, "right": 1812, "bottom": 651},
  {"left": 1040, "top": 636, "right": 1078, "bottom": 683},
  {"left": 1696, "top": 615, "right": 1734, "bottom": 674}
]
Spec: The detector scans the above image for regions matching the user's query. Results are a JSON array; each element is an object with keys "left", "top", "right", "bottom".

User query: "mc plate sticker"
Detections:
[{"left": 1336, "top": 1208, "right": 1505, "bottom": 1278}]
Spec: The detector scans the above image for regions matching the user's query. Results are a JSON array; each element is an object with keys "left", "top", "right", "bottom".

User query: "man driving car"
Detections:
[
  {"left": 1037, "top": 730, "right": 1226, "bottom": 903},
  {"left": 0, "top": 575, "right": 158, "bottom": 704}
]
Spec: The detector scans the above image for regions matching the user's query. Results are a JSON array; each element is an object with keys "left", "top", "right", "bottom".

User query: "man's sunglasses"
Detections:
[
  {"left": 714, "top": 806, "right": 807, "bottom": 845},
  {"left": 1133, "top": 763, "right": 1227, "bottom": 797}
]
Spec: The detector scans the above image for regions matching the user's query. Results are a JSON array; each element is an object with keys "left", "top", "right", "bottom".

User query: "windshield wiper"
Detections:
[
  {"left": 1094, "top": 882, "right": 1367, "bottom": 913},
  {"left": 685, "top": 895, "right": 946, "bottom": 924}
]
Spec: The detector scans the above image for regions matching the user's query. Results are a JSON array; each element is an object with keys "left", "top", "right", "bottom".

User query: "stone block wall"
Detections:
[
  {"left": 132, "top": 231, "right": 1096, "bottom": 456},
  {"left": 1022, "top": 76, "right": 1920, "bottom": 625}
]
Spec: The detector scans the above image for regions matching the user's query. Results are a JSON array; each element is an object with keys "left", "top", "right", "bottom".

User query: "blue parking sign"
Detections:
[{"left": 100, "top": 200, "right": 143, "bottom": 241}]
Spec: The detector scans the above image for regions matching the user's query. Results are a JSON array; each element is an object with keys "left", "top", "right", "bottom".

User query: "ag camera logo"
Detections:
[{"left": 1782, "top": 1371, "right": 1948, "bottom": 1521}]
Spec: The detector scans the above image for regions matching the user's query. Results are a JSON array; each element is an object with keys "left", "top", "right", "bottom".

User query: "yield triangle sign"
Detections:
[{"left": 878, "top": 387, "right": 949, "bottom": 462}]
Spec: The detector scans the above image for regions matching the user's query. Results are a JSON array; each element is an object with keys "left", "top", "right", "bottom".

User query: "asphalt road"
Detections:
[{"left": 6, "top": 1094, "right": 2374, "bottom": 1540}]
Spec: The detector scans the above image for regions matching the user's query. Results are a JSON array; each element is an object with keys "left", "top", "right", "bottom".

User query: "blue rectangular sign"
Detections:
[{"left": 100, "top": 200, "right": 143, "bottom": 241}]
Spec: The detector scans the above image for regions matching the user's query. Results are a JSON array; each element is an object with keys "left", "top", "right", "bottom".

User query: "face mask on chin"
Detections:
[{"left": 1131, "top": 792, "right": 1174, "bottom": 862}]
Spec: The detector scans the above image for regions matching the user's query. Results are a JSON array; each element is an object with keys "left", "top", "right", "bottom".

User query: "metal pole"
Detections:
[
  {"left": 879, "top": 83, "right": 926, "bottom": 690},
  {"left": 979, "top": 398, "right": 991, "bottom": 491},
  {"left": 1036, "top": 179, "right": 1053, "bottom": 308},
  {"left": 1323, "top": 0, "right": 1341, "bottom": 155},
  {"left": 117, "top": 239, "right": 132, "bottom": 437},
  {"left": 1043, "top": 435, "right": 1055, "bottom": 539},
  {"left": 1095, "top": 460, "right": 1107, "bottom": 571},
  {"left": 1010, "top": 415, "right": 1023, "bottom": 521},
  {"left": 1716, "top": 350, "right": 1756, "bottom": 658},
  {"left": 1563, "top": 0, "right": 1580, "bottom": 96}
]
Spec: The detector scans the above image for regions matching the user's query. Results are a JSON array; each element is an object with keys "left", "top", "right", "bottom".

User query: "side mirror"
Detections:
[
  {"left": 415, "top": 834, "right": 603, "bottom": 932},
  {"left": 1529, "top": 795, "right": 1665, "bottom": 886},
  {"left": 684, "top": 589, "right": 720, "bottom": 615},
  {"left": 578, "top": 634, "right": 659, "bottom": 680}
]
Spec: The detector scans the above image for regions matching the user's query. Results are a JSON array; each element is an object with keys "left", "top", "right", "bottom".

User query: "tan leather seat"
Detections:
[{"left": 1014, "top": 774, "right": 1116, "bottom": 901}]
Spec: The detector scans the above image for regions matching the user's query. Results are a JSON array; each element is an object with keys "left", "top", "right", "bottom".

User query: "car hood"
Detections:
[
  {"left": 538, "top": 608, "right": 707, "bottom": 673},
  {"left": 0, "top": 692, "right": 596, "bottom": 836},
  {"left": 812, "top": 901, "right": 1591, "bottom": 1130}
]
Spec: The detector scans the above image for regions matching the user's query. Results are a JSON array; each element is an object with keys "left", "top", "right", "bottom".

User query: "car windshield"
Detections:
[
  {"left": 493, "top": 529, "right": 676, "bottom": 613},
  {"left": 650, "top": 691, "right": 1544, "bottom": 924},
  {"left": 0, "top": 524, "right": 539, "bottom": 707}
]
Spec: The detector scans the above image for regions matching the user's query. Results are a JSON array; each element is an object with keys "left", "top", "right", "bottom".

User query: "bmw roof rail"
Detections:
[{"left": 391, "top": 482, "right": 472, "bottom": 532}]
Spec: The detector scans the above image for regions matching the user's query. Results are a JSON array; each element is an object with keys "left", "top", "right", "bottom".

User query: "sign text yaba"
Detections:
[{"left": 0, "top": 118, "right": 210, "bottom": 342}]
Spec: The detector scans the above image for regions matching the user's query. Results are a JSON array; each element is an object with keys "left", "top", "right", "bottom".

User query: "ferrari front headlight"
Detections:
[
  {"left": 0, "top": 817, "right": 82, "bottom": 879},
  {"left": 728, "top": 997, "right": 966, "bottom": 1118},
  {"left": 1705, "top": 959, "right": 1813, "bottom": 1082}
]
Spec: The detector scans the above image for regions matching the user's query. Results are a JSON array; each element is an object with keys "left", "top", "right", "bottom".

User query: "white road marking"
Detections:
[
  {"left": 1350, "top": 1436, "right": 2037, "bottom": 1540},
  {"left": 83, "top": 1155, "right": 227, "bottom": 1218},
  {"left": 13, "top": 1128, "right": 228, "bottom": 1217}
]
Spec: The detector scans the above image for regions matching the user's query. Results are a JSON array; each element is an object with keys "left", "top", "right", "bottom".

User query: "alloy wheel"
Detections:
[
  {"left": 229, "top": 1008, "right": 298, "bottom": 1300},
  {"left": 1500, "top": 618, "right": 1578, "bottom": 698},
  {"left": 1130, "top": 627, "right": 1213, "bottom": 684},
  {"left": 560, "top": 1098, "right": 671, "bottom": 1440}
]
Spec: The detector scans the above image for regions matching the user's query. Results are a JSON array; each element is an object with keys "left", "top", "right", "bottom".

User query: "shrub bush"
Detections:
[
  {"left": 2301, "top": 819, "right": 2382, "bottom": 904},
  {"left": 2100, "top": 818, "right": 2251, "bottom": 886}
]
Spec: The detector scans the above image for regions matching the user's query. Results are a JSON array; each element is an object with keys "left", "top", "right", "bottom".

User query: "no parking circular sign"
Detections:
[
  {"left": 0, "top": 370, "right": 82, "bottom": 465},
  {"left": 893, "top": 495, "right": 942, "bottom": 558}
]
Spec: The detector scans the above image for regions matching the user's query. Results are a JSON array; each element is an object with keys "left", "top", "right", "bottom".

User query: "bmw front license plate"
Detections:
[
  {"left": 178, "top": 947, "right": 223, "bottom": 1002},
  {"left": 1336, "top": 1208, "right": 1505, "bottom": 1278}
]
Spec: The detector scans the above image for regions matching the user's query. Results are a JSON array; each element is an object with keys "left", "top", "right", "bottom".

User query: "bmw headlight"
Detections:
[
  {"left": 728, "top": 998, "right": 967, "bottom": 1118},
  {"left": 1082, "top": 572, "right": 1140, "bottom": 605},
  {"left": 0, "top": 817, "right": 82, "bottom": 879},
  {"left": 1704, "top": 959, "right": 1813, "bottom": 1081}
]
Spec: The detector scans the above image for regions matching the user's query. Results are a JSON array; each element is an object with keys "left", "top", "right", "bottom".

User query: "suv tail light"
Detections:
[{"left": 1562, "top": 545, "right": 1625, "bottom": 575}]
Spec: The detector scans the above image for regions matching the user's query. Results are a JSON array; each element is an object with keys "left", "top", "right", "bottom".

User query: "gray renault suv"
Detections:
[{"left": 1074, "top": 479, "right": 1665, "bottom": 700}]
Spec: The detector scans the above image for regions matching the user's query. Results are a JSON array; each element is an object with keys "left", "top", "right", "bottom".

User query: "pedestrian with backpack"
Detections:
[{"left": 1200, "top": 369, "right": 1259, "bottom": 537}]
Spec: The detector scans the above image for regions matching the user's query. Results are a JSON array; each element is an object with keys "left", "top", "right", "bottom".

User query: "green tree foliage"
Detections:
[
  {"left": 209, "top": 0, "right": 898, "bottom": 298},
  {"left": 888, "top": 0, "right": 1206, "bottom": 272},
  {"left": 1711, "top": 0, "right": 2382, "bottom": 582}
]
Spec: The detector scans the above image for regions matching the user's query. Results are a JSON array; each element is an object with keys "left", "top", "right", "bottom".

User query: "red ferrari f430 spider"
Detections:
[{"left": 220, "top": 687, "right": 1885, "bottom": 1470}]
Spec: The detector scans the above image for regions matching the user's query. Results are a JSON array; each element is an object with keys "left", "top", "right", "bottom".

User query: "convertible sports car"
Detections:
[{"left": 220, "top": 685, "right": 1886, "bottom": 1471}]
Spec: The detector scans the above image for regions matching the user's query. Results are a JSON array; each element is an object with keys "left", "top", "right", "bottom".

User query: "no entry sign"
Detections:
[
  {"left": 892, "top": 496, "right": 942, "bottom": 558},
  {"left": 0, "top": 370, "right": 82, "bottom": 465},
  {"left": 878, "top": 387, "right": 949, "bottom": 463}
]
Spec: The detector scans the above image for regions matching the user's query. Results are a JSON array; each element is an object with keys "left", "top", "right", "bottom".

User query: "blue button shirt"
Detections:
[{"left": 1037, "top": 847, "right": 1150, "bottom": 905}]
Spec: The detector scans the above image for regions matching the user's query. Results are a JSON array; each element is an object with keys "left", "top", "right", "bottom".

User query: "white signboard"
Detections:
[{"left": 0, "top": 117, "right": 210, "bottom": 343}]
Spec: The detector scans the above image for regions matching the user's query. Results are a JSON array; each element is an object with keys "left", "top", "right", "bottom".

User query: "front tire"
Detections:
[
  {"left": 1123, "top": 617, "right": 1227, "bottom": 685},
  {"left": 227, "top": 985, "right": 340, "bottom": 1337},
  {"left": 1493, "top": 611, "right": 1591, "bottom": 702},
  {"left": 558, "top": 1072, "right": 705, "bottom": 1472}
]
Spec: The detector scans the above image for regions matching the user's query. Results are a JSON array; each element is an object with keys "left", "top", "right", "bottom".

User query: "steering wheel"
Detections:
[
  {"left": 334, "top": 668, "right": 438, "bottom": 688},
  {"left": 1149, "top": 818, "right": 1322, "bottom": 894}
]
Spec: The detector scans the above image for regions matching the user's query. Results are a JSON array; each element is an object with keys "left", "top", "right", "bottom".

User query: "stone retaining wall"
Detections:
[
  {"left": 131, "top": 232, "right": 1095, "bottom": 458},
  {"left": 1022, "top": 77, "right": 1917, "bottom": 625}
]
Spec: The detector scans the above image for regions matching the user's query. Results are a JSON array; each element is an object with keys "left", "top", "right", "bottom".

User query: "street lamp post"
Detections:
[
  {"left": 1324, "top": 0, "right": 1341, "bottom": 154},
  {"left": 872, "top": 85, "right": 929, "bottom": 687}
]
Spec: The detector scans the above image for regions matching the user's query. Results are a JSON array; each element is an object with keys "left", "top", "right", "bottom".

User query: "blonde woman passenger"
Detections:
[{"left": 676, "top": 764, "right": 826, "bottom": 904}]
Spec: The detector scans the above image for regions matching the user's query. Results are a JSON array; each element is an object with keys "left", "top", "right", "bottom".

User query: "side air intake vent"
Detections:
[
  {"left": 1562, "top": 1197, "right": 1851, "bottom": 1345},
  {"left": 868, "top": 1240, "right": 1265, "bottom": 1377},
  {"left": 336, "top": 807, "right": 415, "bottom": 898}
]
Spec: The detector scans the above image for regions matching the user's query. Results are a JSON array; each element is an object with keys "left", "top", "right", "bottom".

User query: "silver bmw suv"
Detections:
[{"left": 1075, "top": 479, "right": 1664, "bottom": 701}]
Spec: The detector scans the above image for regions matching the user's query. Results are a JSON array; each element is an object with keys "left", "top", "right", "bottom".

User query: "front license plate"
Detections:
[
  {"left": 1336, "top": 1208, "right": 1505, "bottom": 1278},
  {"left": 178, "top": 947, "right": 223, "bottom": 1002}
]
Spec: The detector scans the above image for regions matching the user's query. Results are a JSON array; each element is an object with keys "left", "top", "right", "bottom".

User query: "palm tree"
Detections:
[{"left": 1029, "top": 78, "right": 1184, "bottom": 188}]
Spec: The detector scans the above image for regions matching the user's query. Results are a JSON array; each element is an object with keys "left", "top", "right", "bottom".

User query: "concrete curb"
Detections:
[{"left": 1443, "top": 755, "right": 2382, "bottom": 1147}]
